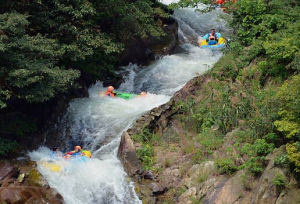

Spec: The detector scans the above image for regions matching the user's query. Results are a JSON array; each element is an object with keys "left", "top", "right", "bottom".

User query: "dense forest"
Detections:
[{"left": 0, "top": 0, "right": 171, "bottom": 156}]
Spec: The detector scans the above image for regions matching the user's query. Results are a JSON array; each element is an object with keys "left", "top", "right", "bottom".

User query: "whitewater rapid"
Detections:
[{"left": 30, "top": 2, "right": 229, "bottom": 204}]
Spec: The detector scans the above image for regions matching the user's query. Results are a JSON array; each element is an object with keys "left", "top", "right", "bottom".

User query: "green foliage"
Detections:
[
  {"left": 0, "top": 12, "right": 80, "bottom": 105},
  {"left": 263, "top": 133, "right": 280, "bottom": 145},
  {"left": 0, "top": 0, "right": 168, "bottom": 108},
  {"left": 242, "top": 157, "right": 264, "bottom": 175},
  {"left": 0, "top": 117, "right": 37, "bottom": 138},
  {"left": 286, "top": 142, "right": 300, "bottom": 173},
  {"left": 273, "top": 173, "right": 287, "bottom": 190},
  {"left": 0, "top": 138, "right": 18, "bottom": 156},
  {"left": 216, "top": 158, "right": 238, "bottom": 175},
  {"left": 136, "top": 144, "right": 154, "bottom": 170},
  {"left": 184, "top": 130, "right": 223, "bottom": 164},
  {"left": 173, "top": 99, "right": 195, "bottom": 116},
  {"left": 274, "top": 154, "right": 289, "bottom": 168},
  {"left": 241, "top": 139, "right": 274, "bottom": 157},
  {"left": 197, "top": 173, "right": 208, "bottom": 183},
  {"left": 196, "top": 130, "right": 223, "bottom": 155},
  {"left": 132, "top": 128, "right": 161, "bottom": 145},
  {"left": 274, "top": 75, "right": 300, "bottom": 174},
  {"left": 241, "top": 139, "right": 274, "bottom": 175},
  {"left": 275, "top": 75, "right": 300, "bottom": 139}
]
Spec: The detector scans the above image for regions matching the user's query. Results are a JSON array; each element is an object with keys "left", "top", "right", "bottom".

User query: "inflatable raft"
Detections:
[
  {"left": 42, "top": 150, "right": 92, "bottom": 172},
  {"left": 199, "top": 37, "right": 226, "bottom": 49},
  {"left": 115, "top": 92, "right": 136, "bottom": 100}
]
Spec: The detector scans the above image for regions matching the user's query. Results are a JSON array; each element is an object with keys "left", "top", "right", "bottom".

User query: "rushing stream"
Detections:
[{"left": 29, "top": 2, "right": 229, "bottom": 204}]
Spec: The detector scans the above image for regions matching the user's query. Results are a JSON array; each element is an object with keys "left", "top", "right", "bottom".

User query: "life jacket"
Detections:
[
  {"left": 81, "top": 150, "right": 92, "bottom": 158},
  {"left": 65, "top": 150, "right": 83, "bottom": 156},
  {"left": 104, "top": 91, "right": 115, "bottom": 97},
  {"left": 209, "top": 33, "right": 218, "bottom": 41}
]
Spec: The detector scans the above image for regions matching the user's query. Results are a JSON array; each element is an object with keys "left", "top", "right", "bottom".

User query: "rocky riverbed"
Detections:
[
  {"left": 0, "top": 160, "right": 63, "bottom": 203},
  {"left": 118, "top": 75, "right": 300, "bottom": 204}
]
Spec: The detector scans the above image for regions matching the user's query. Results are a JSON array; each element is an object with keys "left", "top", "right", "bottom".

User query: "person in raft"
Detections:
[
  {"left": 139, "top": 92, "right": 147, "bottom": 97},
  {"left": 102, "top": 86, "right": 147, "bottom": 97},
  {"left": 104, "top": 86, "right": 116, "bottom": 97},
  {"left": 202, "top": 29, "right": 222, "bottom": 45},
  {"left": 64, "top": 146, "right": 84, "bottom": 159}
]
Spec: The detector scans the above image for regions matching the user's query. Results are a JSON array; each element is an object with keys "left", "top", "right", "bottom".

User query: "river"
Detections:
[{"left": 29, "top": 2, "right": 229, "bottom": 204}]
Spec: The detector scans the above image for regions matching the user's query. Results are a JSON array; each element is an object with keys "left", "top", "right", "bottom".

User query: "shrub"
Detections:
[
  {"left": 286, "top": 142, "right": 300, "bottom": 173},
  {"left": 273, "top": 173, "right": 287, "bottom": 191},
  {"left": 242, "top": 157, "right": 264, "bottom": 175},
  {"left": 197, "top": 173, "right": 208, "bottom": 183},
  {"left": 0, "top": 138, "right": 18, "bottom": 156},
  {"left": 274, "top": 154, "right": 289, "bottom": 168},
  {"left": 241, "top": 139, "right": 274, "bottom": 157},
  {"left": 197, "top": 130, "right": 223, "bottom": 155},
  {"left": 241, "top": 139, "right": 274, "bottom": 175},
  {"left": 136, "top": 144, "right": 154, "bottom": 170},
  {"left": 274, "top": 75, "right": 300, "bottom": 139},
  {"left": 164, "top": 158, "right": 171, "bottom": 168},
  {"left": 131, "top": 128, "right": 157, "bottom": 144},
  {"left": 254, "top": 139, "right": 275, "bottom": 156},
  {"left": 264, "top": 133, "right": 280, "bottom": 145},
  {"left": 216, "top": 158, "right": 238, "bottom": 175},
  {"left": 275, "top": 74, "right": 300, "bottom": 173}
]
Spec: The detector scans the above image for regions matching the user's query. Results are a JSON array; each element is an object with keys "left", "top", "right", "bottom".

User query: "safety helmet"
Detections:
[
  {"left": 107, "top": 86, "right": 114, "bottom": 92},
  {"left": 75, "top": 146, "right": 82, "bottom": 150}
]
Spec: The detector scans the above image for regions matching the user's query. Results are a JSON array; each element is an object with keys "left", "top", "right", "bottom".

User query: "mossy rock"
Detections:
[{"left": 27, "top": 168, "right": 47, "bottom": 186}]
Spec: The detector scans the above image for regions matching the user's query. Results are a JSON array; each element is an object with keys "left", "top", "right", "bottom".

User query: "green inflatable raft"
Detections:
[{"left": 115, "top": 92, "right": 137, "bottom": 100}]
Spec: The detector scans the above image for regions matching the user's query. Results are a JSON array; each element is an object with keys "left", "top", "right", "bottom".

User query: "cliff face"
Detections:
[{"left": 118, "top": 75, "right": 300, "bottom": 204}]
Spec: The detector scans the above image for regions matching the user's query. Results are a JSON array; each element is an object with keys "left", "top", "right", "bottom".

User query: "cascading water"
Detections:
[{"left": 29, "top": 2, "right": 229, "bottom": 204}]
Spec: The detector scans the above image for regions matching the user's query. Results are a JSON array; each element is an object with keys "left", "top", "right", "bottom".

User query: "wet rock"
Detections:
[
  {"left": 27, "top": 168, "right": 48, "bottom": 187},
  {"left": 118, "top": 131, "right": 143, "bottom": 176},
  {"left": 0, "top": 186, "right": 63, "bottom": 204},
  {"left": 0, "top": 163, "right": 18, "bottom": 182},
  {"left": 0, "top": 161, "right": 63, "bottom": 204}
]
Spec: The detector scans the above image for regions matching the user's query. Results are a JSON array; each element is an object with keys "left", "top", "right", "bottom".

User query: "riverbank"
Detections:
[{"left": 118, "top": 0, "right": 300, "bottom": 203}]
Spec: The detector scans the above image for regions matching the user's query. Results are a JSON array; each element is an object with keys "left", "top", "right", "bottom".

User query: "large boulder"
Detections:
[
  {"left": 118, "top": 131, "right": 143, "bottom": 176},
  {"left": 252, "top": 146, "right": 288, "bottom": 204},
  {"left": 0, "top": 163, "right": 18, "bottom": 183}
]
